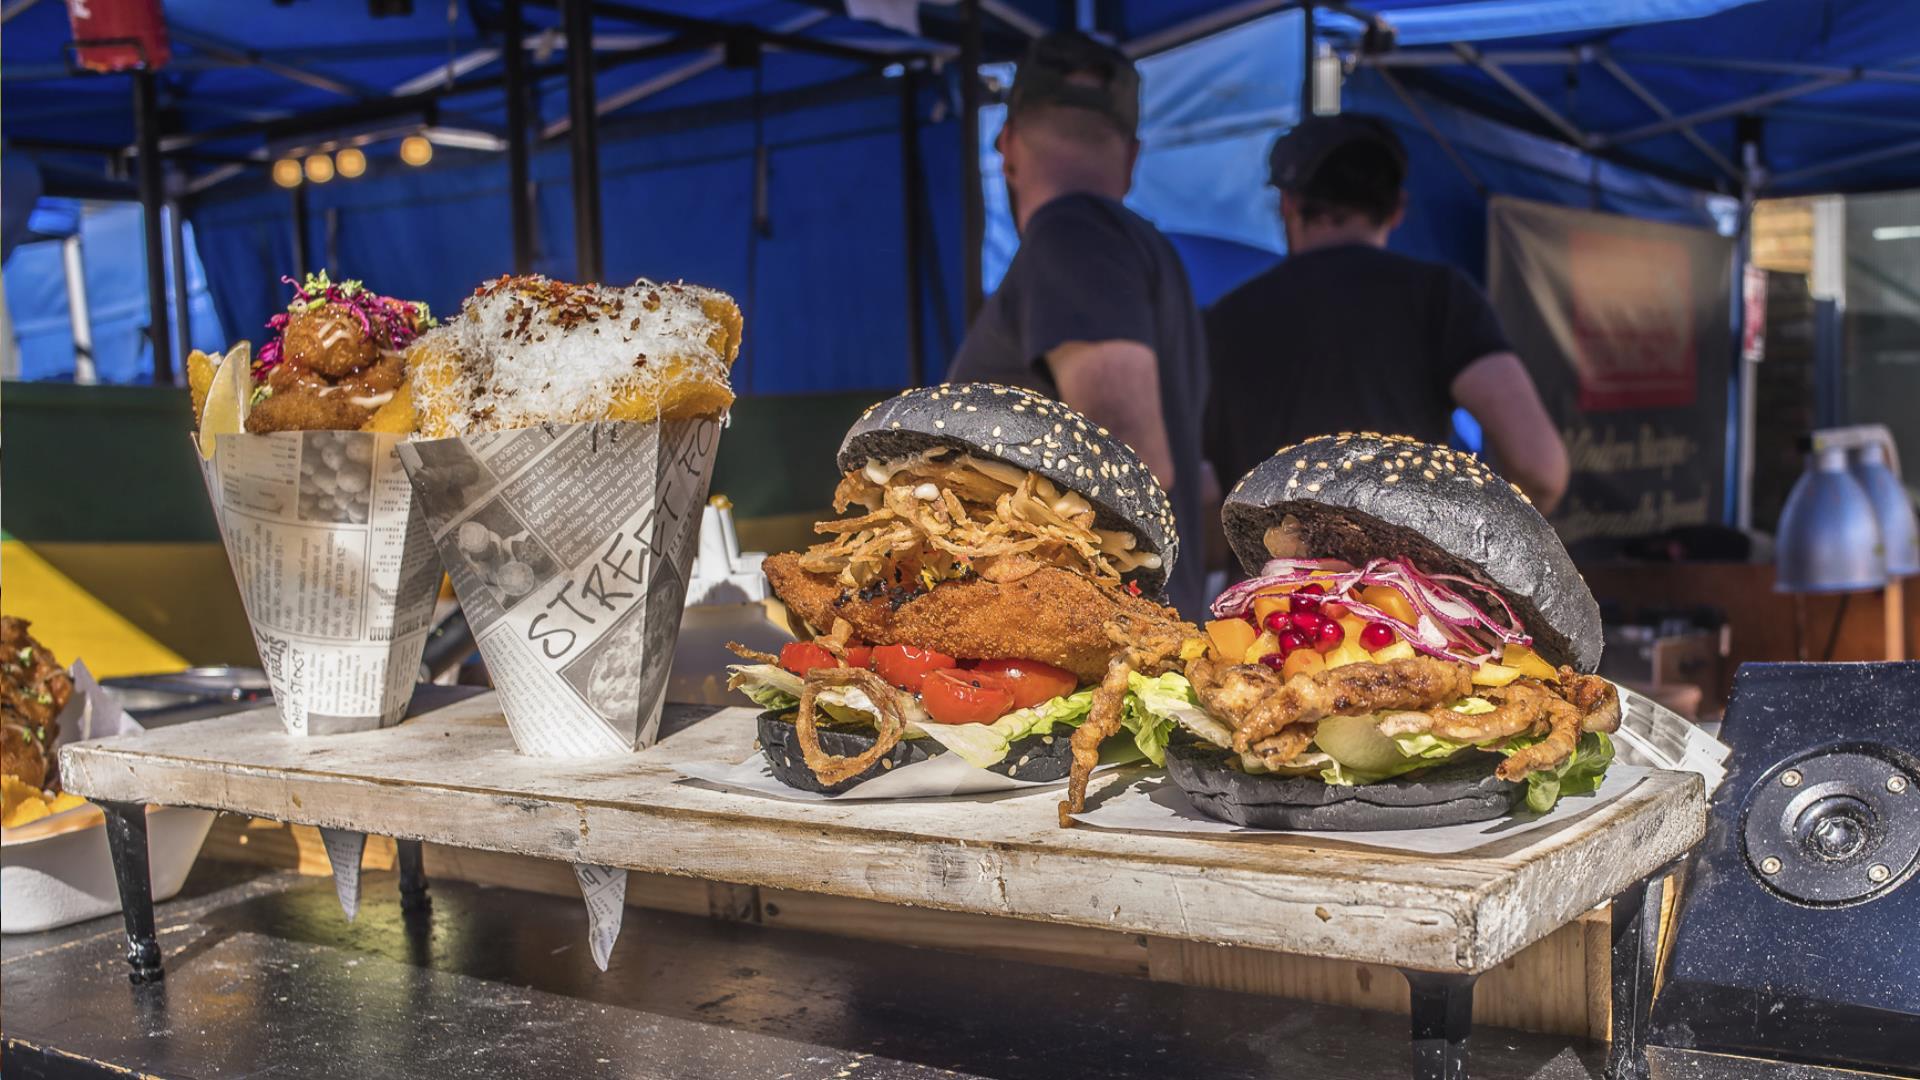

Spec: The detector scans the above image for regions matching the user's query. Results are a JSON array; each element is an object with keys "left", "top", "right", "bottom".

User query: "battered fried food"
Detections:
[
  {"left": 410, "top": 275, "right": 742, "bottom": 438},
  {"left": 794, "top": 667, "right": 912, "bottom": 786},
  {"left": 1060, "top": 652, "right": 1137, "bottom": 826},
  {"left": 239, "top": 272, "right": 435, "bottom": 435},
  {"left": 1201, "top": 656, "right": 1476, "bottom": 753},
  {"left": 1, "top": 616, "right": 73, "bottom": 792},
  {"left": 763, "top": 551, "right": 1179, "bottom": 684}
]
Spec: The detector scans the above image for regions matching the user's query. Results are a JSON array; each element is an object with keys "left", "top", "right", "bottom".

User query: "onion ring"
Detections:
[{"left": 794, "top": 667, "right": 911, "bottom": 787}]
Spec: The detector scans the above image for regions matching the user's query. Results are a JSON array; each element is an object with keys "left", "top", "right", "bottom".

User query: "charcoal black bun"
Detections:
[
  {"left": 1164, "top": 732, "right": 1522, "bottom": 830},
  {"left": 840, "top": 384, "right": 1176, "bottom": 597},
  {"left": 756, "top": 711, "right": 1074, "bottom": 794},
  {"left": 1222, "top": 433, "right": 1601, "bottom": 672}
]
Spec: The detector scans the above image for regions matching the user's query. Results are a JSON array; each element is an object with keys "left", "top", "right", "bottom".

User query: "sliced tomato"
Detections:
[
  {"left": 921, "top": 669, "right": 1016, "bottom": 725},
  {"left": 843, "top": 645, "right": 873, "bottom": 670},
  {"left": 870, "top": 644, "right": 957, "bottom": 692},
  {"left": 970, "top": 658, "right": 1078, "bottom": 710},
  {"left": 779, "top": 642, "right": 840, "bottom": 676}
]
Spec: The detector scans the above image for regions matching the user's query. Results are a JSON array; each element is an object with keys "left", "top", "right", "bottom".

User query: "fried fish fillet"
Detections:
[{"left": 761, "top": 551, "right": 1178, "bottom": 684}]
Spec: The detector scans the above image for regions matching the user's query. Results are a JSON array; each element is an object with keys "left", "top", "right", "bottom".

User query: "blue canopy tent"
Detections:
[{"left": 4, "top": 0, "right": 1918, "bottom": 399}]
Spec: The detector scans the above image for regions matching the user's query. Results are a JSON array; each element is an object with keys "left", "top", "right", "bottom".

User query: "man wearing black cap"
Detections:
[
  {"left": 1204, "top": 114, "right": 1569, "bottom": 512},
  {"left": 948, "top": 32, "right": 1210, "bottom": 619}
]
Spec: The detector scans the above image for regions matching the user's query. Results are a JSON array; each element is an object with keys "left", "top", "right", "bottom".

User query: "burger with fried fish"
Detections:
[
  {"left": 1129, "top": 433, "right": 1621, "bottom": 830},
  {"left": 728, "top": 384, "right": 1202, "bottom": 811}
]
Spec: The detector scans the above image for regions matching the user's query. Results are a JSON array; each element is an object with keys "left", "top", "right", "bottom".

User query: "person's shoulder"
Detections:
[{"left": 1026, "top": 193, "right": 1149, "bottom": 244}]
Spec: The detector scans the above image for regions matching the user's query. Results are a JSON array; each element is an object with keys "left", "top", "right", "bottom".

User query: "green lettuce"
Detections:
[
  {"left": 730, "top": 664, "right": 802, "bottom": 710},
  {"left": 914, "top": 688, "right": 1093, "bottom": 767},
  {"left": 1503, "top": 731, "right": 1615, "bottom": 813}
]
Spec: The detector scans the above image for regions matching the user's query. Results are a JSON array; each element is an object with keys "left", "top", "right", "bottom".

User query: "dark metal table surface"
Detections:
[{"left": 0, "top": 860, "right": 1887, "bottom": 1080}]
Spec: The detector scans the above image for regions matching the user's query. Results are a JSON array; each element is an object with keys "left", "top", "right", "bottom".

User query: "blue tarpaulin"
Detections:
[{"left": 3, "top": 0, "right": 1918, "bottom": 387}]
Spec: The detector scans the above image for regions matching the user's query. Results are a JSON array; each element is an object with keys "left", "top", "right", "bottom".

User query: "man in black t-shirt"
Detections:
[
  {"left": 1205, "top": 114, "right": 1569, "bottom": 513},
  {"left": 949, "top": 32, "right": 1210, "bottom": 619}
]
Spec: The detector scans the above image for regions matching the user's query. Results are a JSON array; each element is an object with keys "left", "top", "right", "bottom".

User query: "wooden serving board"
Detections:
[{"left": 58, "top": 692, "right": 1705, "bottom": 975}]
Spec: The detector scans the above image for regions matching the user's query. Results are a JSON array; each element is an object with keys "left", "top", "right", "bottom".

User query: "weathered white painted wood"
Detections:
[{"left": 59, "top": 693, "right": 1705, "bottom": 974}]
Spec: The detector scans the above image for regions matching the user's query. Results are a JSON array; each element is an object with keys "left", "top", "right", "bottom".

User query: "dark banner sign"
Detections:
[{"left": 1487, "top": 197, "right": 1732, "bottom": 554}]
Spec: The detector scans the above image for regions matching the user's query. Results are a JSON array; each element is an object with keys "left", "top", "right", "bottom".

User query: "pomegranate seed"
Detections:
[
  {"left": 1291, "top": 610, "right": 1325, "bottom": 635},
  {"left": 1277, "top": 629, "right": 1310, "bottom": 655},
  {"left": 1258, "top": 652, "right": 1288, "bottom": 670},
  {"left": 1313, "top": 619, "right": 1345, "bottom": 653},
  {"left": 1361, "top": 622, "right": 1397, "bottom": 650},
  {"left": 1263, "top": 611, "right": 1291, "bottom": 635},
  {"left": 1290, "top": 583, "right": 1325, "bottom": 613}
]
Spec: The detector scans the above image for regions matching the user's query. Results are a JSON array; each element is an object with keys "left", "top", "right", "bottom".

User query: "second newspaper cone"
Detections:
[{"left": 398, "top": 418, "right": 721, "bottom": 756}]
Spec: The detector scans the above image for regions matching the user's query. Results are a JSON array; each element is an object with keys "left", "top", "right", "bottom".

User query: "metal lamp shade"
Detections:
[
  {"left": 1850, "top": 442, "right": 1920, "bottom": 578},
  {"left": 1775, "top": 446, "right": 1887, "bottom": 594}
]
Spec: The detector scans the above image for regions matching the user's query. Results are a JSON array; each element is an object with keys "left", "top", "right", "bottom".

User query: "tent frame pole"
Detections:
[
  {"left": 1594, "top": 55, "right": 1740, "bottom": 182},
  {"left": 1372, "top": 68, "right": 1486, "bottom": 195},
  {"left": 503, "top": 0, "right": 536, "bottom": 273},
  {"left": 134, "top": 70, "right": 173, "bottom": 384},
  {"left": 1450, "top": 42, "right": 1589, "bottom": 147},
  {"left": 959, "top": 0, "right": 984, "bottom": 323},
  {"left": 901, "top": 69, "right": 929, "bottom": 387},
  {"left": 1301, "top": 4, "right": 1315, "bottom": 115},
  {"left": 563, "top": 0, "right": 604, "bottom": 282}
]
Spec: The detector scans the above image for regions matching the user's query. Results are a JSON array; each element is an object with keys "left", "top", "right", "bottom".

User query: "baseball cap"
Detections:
[
  {"left": 1006, "top": 31, "right": 1140, "bottom": 139},
  {"left": 1267, "top": 113, "right": 1407, "bottom": 190}
]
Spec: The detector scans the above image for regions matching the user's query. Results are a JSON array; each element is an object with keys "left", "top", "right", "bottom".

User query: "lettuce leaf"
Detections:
[
  {"left": 1504, "top": 731, "right": 1615, "bottom": 814},
  {"left": 729, "top": 664, "right": 801, "bottom": 710},
  {"left": 914, "top": 689, "right": 1093, "bottom": 767}
]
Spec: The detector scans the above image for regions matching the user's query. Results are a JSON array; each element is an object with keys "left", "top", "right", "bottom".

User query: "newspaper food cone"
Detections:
[
  {"left": 198, "top": 430, "right": 443, "bottom": 736},
  {"left": 396, "top": 417, "right": 722, "bottom": 757}
]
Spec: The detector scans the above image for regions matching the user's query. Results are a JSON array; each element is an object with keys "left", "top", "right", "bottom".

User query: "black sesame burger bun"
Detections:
[
  {"left": 756, "top": 710, "right": 1074, "bottom": 794},
  {"left": 840, "top": 383, "right": 1177, "bottom": 596},
  {"left": 1222, "top": 433, "right": 1602, "bottom": 673}
]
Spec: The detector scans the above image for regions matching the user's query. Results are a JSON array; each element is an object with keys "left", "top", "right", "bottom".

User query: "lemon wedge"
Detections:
[{"left": 197, "top": 341, "right": 253, "bottom": 459}]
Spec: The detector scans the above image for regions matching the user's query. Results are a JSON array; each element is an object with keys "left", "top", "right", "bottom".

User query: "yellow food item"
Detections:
[
  {"left": 1325, "top": 640, "right": 1371, "bottom": 669},
  {"left": 1367, "top": 640, "right": 1418, "bottom": 663},
  {"left": 411, "top": 276, "right": 742, "bottom": 439},
  {"left": 187, "top": 349, "right": 217, "bottom": 422},
  {"left": 1252, "top": 594, "right": 1291, "bottom": 626},
  {"left": 1206, "top": 619, "right": 1257, "bottom": 663},
  {"left": 1281, "top": 648, "right": 1326, "bottom": 679},
  {"left": 1243, "top": 630, "right": 1280, "bottom": 665},
  {"left": 1360, "top": 585, "right": 1418, "bottom": 626},
  {"left": 1473, "top": 661, "right": 1523, "bottom": 687},
  {"left": 197, "top": 342, "right": 252, "bottom": 458},
  {"left": 2, "top": 775, "right": 48, "bottom": 829},
  {"left": 360, "top": 379, "right": 417, "bottom": 434},
  {"left": 1502, "top": 643, "right": 1558, "bottom": 681}
]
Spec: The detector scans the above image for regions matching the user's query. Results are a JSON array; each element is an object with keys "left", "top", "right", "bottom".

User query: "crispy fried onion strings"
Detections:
[
  {"left": 725, "top": 641, "right": 780, "bottom": 665},
  {"left": 799, "top": 451, "right": 1161, "bottom": 588},
  {"left": 794, "top": 667, "right": 911, "bottom": 787}
]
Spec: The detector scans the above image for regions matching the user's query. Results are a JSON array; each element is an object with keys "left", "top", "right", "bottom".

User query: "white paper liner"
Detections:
[
  {"left": 198, "top": 431, "right": 442, "bottom": 736},
  {"left": 318, "top": 827, "right": 367, "bottom": 920},
  {"left": 397, "top": 418, "right": 721, "bottom": 758},
  {"left": 1070, "top": 765, "right": 1656, "bottom": 852},
  {"left": 676, "top": 742, "right": 1135, "bottom": 802},
  {"left": 1611, "top": 685, "right": 1730, "bottom": 793},
  {"left": 572, "top": 863, "right": 629, "bottom": 971}
]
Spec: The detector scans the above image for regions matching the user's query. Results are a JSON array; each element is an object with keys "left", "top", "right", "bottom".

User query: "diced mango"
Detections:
[
  {"left": 1207, "top": 619, "right": 1257, "bottom": 663},
  {"left": 1369, "top": 641, "right": 1418, "bottom": 663},
  {"left": 1244, "top": 630, "right": 1281, "bottom": 666},
  {"left": 1360, "top": 585, "right": 1418, "bottom": 626},
  {"left": 47, "top": 792, "right": 89, "bottom": 814},
  {"left": 1325, "top": 641, "right": 1372, "bottom": 669},
  {"left": 1502, "top": 643, "right": 1558, "bottom": 682},
  {"left": 1473, "top": 662, "right": 1523, "bottom": 687},
  {"left": 1252, "top": 595, "right": 1291, "bottom": 626},
  {"left": 1281, "top": 648, "right": 1327, "bottom": 679}
]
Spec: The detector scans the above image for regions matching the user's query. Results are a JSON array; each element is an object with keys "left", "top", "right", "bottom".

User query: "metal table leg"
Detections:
[
  {"left": 1402, "top": 969, "right": 1479, "bottom": 1080},
  {"left": 1606, "top": 875, "right": 1659, "bottom": 1080},
  {"left": 396, "top": 838, "right": 431, "bottom": 913},
  {"left": 100, "top": 801, "right": 162, "bottom": 984}
]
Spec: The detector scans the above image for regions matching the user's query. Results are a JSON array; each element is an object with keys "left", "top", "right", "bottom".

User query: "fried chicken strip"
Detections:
[{"left": 762, "top": 552, "right": 1177, "bottom": 683}]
